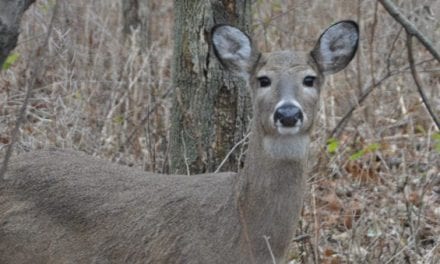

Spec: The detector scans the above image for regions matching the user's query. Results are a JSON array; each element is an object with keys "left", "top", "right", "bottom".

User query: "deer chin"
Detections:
[{"left": 263, "top": 134, "right": 310, "bottom": 160}]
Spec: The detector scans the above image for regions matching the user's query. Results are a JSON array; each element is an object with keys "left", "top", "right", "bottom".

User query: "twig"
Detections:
[
  {"left": 378, "top": 0, "right": 440, "bottom": 63},
  {"left": 369, "top": 0, "right": 379, "bottom": 85},
  {"left": 181, "top": 130, "right": 191, "bottom": 176},
  {"left": 402, "top": 173, "right": 419, "bottom": 255},
  {"left": 406, "top": 33, "right": 440, "bottom": 130},
  {"left": 0, "top": 1, "right": 60, "bottom": 180},
  {"left": 263, "top": 235, "right": 277, "bottom": 264},
  {"left": 114, "top": 85, "right": 173, "bottom": 159},
  {"left": 330, "top": 74, "right": 390, "bottom": 137},
  {"left": 384, "top": 237, "right": 415, "bottom": 264},
  {"left": 385, "top": 27, "right": 403, "bottom": 74},
  {"left": 311, "top": 183, "right": 320, "bottom": 264},
  {"left": 214, "top": 132, "right": 250, "bottom": 173},
  {"left": 330, "top": 59, "right": 435, "bottom": 137}
]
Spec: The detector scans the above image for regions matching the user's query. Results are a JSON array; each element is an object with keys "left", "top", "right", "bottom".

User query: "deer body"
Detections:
[
  {"left": 1, "top": 21, "right": 358, "bottom": 263},
  {"left": 1, "top": 150, "right": 242, "bottom": 263}
]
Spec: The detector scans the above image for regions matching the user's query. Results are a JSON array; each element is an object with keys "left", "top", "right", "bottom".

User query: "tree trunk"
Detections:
[
  {"left": 122, "top": 0, "right": 150, "bottom": 51},
  {"left": 170, "top": 0, "right": 252, "bottom": 174},
  {"left": 0, "top": 0, "right": 35, "bottom": 68}
]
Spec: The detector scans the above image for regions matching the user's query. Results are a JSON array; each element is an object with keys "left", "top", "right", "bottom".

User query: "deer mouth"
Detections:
[{"left": 275, "top": 124, "right": 302, "bottom": 135}]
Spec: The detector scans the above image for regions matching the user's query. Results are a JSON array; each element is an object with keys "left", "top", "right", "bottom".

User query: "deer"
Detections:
[{"left": 0, "top": 21, "right": 358, "bottom": 264}]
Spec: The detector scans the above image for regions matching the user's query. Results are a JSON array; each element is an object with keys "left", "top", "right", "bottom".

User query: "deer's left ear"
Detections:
[{"left": 311, "top": 21, "right": 359, "bottom": 75}]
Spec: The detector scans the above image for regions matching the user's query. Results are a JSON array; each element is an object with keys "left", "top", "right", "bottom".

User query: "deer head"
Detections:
[{"left": 212, "top": 21, "right": 358, "bottom": 160}]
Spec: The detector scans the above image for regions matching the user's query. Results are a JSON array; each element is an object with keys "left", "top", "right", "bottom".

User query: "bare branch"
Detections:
[
  {"left": 262, "top": 235, "right": 277, "bottom": 264},
  {"left": 378, "top": 0, "right": 440, "bottom": 63},
  {"left": 214, "top": 132, "right": 250, "bottom": 173},
  {"left": 406, "top": 33, "right": 440, "bottom": 130},
  {"left": 331, "top": 74, "right": 391, "bottom": 137},
  {"left": 116, "top": 85, "right": 173, "bottom": 157},
  {"left": 330, "top": 59, "right": 435, "bottom": 137}
]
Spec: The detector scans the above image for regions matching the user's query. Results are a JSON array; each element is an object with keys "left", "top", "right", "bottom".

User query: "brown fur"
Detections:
[{"left": 0, "top": 21, "right": 358, "bottom": 263}]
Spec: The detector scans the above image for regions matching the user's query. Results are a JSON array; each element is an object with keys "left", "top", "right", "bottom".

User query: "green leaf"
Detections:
[
  {"left": 349, "top": 143, "right": 381, "bottom": 161},
  {"left": 40, "top": 0, "right": 56, "bottom": 12},
  {"left": 349, "top": 149, "right": 365, "bottom": 161},
  {"left": 272, "top": 2, "right": 282, "bottom": 12},
  {"left": 415, "top": 125, "right": 426, "bottom": 134},
  {"left": 326, "top": 138, "right": 340, "bottom": 154},
  {"left": 365, "top": 143, "right": 380, "bottom": 152},
  {"left": 113, "top": 115, "right": 124, "bottom": 125},
  {"left": 73, "top": 90, "right": 82, "bottom": 100},
  {"left": 2, "top": 53, "right": 20, "bottom": 70},
  {"left": 434, "top": 132, "right": 440, "bottom": 153}
]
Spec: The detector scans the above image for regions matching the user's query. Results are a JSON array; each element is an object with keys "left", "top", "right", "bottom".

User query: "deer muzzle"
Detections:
[{"left": 274, "top": 104, "right": 304, "bottom": 128}]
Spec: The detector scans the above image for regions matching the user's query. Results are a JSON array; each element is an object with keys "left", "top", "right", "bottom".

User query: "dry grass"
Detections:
[{"left": 1, "top": 0, "right": 439, "bottom": 263}]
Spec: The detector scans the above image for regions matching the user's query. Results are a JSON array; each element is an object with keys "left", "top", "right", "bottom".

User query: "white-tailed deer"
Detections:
[{"left": 0, "top": 21, "right": 358, "bottom": 263}]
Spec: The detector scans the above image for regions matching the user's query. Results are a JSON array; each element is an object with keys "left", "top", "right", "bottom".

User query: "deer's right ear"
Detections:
[{"left": 212, "top": 25, "right": 256, "bottom": 78}]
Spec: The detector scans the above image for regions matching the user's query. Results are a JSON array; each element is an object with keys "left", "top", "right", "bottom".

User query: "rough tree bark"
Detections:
[
  {"left": 0, "top": 0, "right": 35, "bottom": 68},
  {"left": 170, "top": 0, "right": 252, "bottom": 174}
]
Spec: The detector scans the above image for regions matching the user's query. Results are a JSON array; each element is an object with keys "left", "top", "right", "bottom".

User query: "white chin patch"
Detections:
[{"left": 263, "top": 135, "right": 310, "bottom": 160}]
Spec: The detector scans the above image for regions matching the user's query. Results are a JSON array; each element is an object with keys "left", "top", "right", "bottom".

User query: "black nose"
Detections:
[{"left": 274, "top": 104, "right": 304, "bottom": 127}]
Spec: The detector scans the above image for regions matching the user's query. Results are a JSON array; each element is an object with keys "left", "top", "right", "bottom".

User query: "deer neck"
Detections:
[{"left": 235, "top": 127, "right": 309, "bottom": 261}]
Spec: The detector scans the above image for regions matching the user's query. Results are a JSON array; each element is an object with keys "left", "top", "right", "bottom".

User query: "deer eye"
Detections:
[
  {"left": 303, "top": 76, "right": 316, "bottom": 87},
  {"left": 257, "top": 76, "right": 271, "bottom": 87}
]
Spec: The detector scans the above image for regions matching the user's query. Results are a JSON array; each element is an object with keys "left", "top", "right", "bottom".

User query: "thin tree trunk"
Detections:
[
  {"left": 122, "top": 0, "right": 150, "bottom": 51},
  {"left": 0, "top": 0, "right": 36, "bottom": 68},
  {"left": 170, "top": 0, "right": 252, "bottom": 174}
]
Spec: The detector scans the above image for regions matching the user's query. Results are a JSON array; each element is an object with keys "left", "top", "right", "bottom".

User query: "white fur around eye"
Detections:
[{"left": 303, "top": 86, "right": 318, "bottom": 98}]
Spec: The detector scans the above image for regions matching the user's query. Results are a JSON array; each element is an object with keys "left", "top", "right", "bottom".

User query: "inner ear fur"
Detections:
[
  {"left": 311, "top": 20, "right": 359, "bottom": 75},
  {"left": 211, "top": 24, "right": 259, "bottom": 77}
]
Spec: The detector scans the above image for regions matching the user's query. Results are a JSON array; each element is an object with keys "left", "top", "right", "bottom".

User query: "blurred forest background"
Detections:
[{"left": 1, "top": 0, "right": 439, "bottom": 263}]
